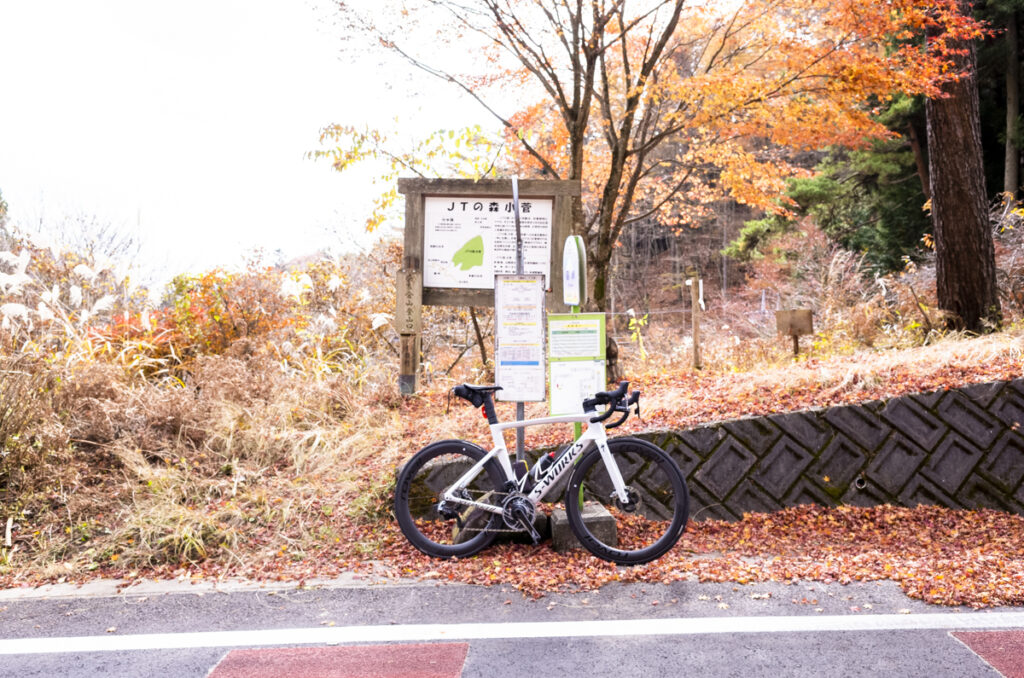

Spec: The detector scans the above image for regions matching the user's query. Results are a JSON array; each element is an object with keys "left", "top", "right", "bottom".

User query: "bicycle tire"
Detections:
[
  {"left": 565, "top": 436, "right": 689, "bottom": 565},
  {"left": 394, "top": 439, "right": 506, "bottom": 559}
]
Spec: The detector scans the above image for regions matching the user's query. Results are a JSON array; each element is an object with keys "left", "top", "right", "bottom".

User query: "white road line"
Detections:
[{"left": 3, "top": 612, "right": 1024, "bottom": 655}]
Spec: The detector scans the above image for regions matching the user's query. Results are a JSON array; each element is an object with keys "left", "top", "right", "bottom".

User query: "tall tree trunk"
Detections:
[
  {"left": 925, "top": 1, "right": 1001, "bottom": 332},
  {"left": 906, "top": 122, "right": 930, "bottom": 201},
  {"left": 591, "top": 247, "right": 613, "bottom": 312},
  {"left": 1005, "top": 12, "right": 1020, "bottom": 198}
]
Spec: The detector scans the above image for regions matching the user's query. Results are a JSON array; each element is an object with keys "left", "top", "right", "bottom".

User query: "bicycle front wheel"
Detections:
[
  {"left": 565, "top": 436, "right": 689, "bottom": 565},
  {"left": 394, "top": 439, "right": 506, "bottom": 559}
]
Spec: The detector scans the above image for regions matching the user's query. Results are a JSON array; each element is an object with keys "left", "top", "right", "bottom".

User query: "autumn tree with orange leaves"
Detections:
[{"left": 323, "top": 0, "right": 983, "bottom": 312}]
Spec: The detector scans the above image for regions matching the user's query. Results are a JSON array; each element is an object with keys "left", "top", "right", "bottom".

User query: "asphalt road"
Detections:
[{"left": 1, "top": 575, "right": 1022, "bottom": 677}]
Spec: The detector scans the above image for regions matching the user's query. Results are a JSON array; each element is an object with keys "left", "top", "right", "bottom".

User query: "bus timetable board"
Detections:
[
  {"left": 494, "top": 274, "right": 546, "bottom": 402},
  {"left": 548, "top": 313, "right": 606, "bottom": 415}
]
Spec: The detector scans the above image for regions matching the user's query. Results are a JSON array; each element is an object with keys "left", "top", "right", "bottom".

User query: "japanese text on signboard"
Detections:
[{"left": 423, "top": 197, "right": 552, "bottom": 289}]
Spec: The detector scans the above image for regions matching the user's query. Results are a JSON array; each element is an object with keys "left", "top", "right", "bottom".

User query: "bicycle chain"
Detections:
[{"left": 445, "top": 488, "right": 537, "bottom": 534}]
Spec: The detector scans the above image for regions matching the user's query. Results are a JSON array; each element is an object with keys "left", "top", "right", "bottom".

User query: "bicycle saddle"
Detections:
[{"left": 452, "top": 384, "right": 502, "bottom": 408}]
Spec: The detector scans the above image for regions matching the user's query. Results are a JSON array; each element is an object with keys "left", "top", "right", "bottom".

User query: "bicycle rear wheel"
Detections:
[
  {"left": 565, "top": 436, "right": 689, "bottom": 565},
  {"left": 393, "top": 439, "right": 506, "bottom": 559}
]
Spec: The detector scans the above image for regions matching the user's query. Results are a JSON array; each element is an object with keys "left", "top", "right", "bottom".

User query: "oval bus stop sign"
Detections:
[{"left": 562, "top": 235, "right": 587, "bottom": 308}]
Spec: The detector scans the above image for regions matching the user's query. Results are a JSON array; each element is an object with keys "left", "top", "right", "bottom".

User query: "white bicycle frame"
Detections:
[{"left": 440, "top": 410, "right": 630, "bottom": 516}]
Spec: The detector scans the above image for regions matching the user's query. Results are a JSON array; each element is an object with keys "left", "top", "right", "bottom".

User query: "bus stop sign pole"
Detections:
[{"left": 512, "top": 177, "right": 526, "bottom": 463}]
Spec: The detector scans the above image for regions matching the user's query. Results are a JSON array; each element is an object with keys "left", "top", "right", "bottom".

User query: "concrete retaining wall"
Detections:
[{"left": 637, "top": 378, "right": 1024, "bottom": 520}]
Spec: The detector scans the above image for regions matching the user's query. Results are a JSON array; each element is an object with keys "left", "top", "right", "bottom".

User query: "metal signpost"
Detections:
[
  {"left": 502, "top": 178, "right": 533, "bottom": 461},
  {"left": 686, "top": 270, "right": 704, "bottom": 370}
]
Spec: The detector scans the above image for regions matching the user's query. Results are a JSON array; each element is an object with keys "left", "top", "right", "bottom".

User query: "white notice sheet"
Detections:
[{"left": 495, "top": 275, "right": 545, "bottom": 402}]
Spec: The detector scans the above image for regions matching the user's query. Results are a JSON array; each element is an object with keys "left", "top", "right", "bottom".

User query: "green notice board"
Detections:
[{"left": 547, "top": 313, "right": 606, "bottom": 415}]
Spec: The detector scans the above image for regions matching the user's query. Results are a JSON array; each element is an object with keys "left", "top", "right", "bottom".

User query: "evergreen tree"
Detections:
[{"left": 727, "top": 99, "right": 931, "bottom": 273}]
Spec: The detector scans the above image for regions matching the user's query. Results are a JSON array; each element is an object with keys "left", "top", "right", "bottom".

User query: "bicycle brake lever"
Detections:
[
  {"left": 629, "top": 390, "right": 641, "bottom": 420},
  {"left": 605, "top": 408, "right": 631, "bottom": 430}
]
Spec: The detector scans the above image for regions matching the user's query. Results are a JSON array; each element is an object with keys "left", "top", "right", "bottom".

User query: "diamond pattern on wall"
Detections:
[
  {"left": 753, "top": 436, "right": 813, "bottom": 497},
  {"left": 812, "top": 435, "right": 868, "bottom": 488},
  {"left": 990, "top": 390, "right": 1024, "bottom": 429},
  {"left": 1008, "top": 379, "right": 1024, "bottom": 399},
  {"left": 911, "top": 390, "right": 947, "bottom": 409},
  {"left": 899, "top": 476, "right": 961, "bottom": 509},
  {"left": 722, "top": 417, "right": 780, "bottom": 455},
  {"left": 961, "top": 381, "right": 1006, "bottom": 408},
  {"left": 687, "top": 480, "right": 737, "bottom": 521},
  {"left": 960, "top": 475, "right": 1018, "bottom": 512},
  {"left": 783, "top": 477, "right": 838, "bottom": 508},
  {"left": 768, "top": 411, "right": 832, "bottom": 452},
  {"left": 980, "top": 432, "right": 1024, "bottom": 493},
  {"left": 662, "top": 439, "right": 703, "bottom": 479},
  {"left": 840, "top": 477, "right": 890, "bottom": 508},
  {"left": 824, "top": 405, "right": 889, "bottom": 451},
  {"left": 694, "top": 436, "right": 757, "bottom": 500},
  {"left": 728, "top": 481, "right": 783, "bottom": 515},
  {"left": 635, "top": 377, "right": 1024, "bottom": 521},
  {"left": 866, "top": 435, "right": 927, "bottom": 496},
  {"left": 646, "top": 431, "right": 682, "bottom": 452},
  {"left": 680, "top": 425, "right": 726, "bottom": 458},
  {"left": 938, "top": 392, "right": 1002, "bottom": 449},
  {"left": 923, "top": 434, "right": 982, "bottom": 495},
  {"left": 881, "top": 397, "right": 947, "bottom": 452}
]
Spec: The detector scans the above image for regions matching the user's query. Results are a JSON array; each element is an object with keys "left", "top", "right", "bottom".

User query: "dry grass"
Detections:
[
  {"left": 698, "top": 328, "right": 1021, "bottom": 399},
  {"left": 0, "top": 341, "right": 411, "bottom": 580},
  {"left": 0, "top": 319, "right": 1021, "bottom": 586},
  {"left": 1, "top": 226, "right": 1023, "bottom": 586}
]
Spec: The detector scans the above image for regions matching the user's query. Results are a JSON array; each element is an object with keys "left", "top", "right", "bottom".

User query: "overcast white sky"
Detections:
[{"left": 0, "top": 0, "right": 486, "bottom": 283}]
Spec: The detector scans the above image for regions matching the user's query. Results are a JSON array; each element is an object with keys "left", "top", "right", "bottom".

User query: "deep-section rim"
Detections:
[
  {"left": 564, "top": 436, "right": 689, "bottom": 565},
  {"left": 394, "top": 439, "right": 506, "bottom": 559}
]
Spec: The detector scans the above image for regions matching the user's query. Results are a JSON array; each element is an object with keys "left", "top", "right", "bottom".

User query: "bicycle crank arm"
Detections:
[{"left": 511, "top": 504, "right": 542, "bottom": 544}]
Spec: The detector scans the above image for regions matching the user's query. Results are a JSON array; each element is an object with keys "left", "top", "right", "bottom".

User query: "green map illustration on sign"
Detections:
[{"left": 452, "top": 235, "right": 484, "bottom": 271}]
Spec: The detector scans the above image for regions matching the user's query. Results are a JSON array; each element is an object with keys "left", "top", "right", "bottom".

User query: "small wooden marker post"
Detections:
[
  {"left": 776, "top": 309, "right": 814, "bottom": 357},
  {"left": 686, "top": 267, "right": 702, "bottom": 370}
]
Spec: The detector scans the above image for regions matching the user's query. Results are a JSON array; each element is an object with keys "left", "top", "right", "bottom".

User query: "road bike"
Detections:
[{"left": 393, "top": 382, "right": 689, "bottom": 565}]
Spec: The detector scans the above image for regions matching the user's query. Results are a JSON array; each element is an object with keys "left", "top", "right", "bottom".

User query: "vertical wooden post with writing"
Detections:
[
  {"left": 397, "top": 268, "right": 422, "bottom": 394},
  {"left": 398, "top": 181, "right": 425, "bottom": 395}
]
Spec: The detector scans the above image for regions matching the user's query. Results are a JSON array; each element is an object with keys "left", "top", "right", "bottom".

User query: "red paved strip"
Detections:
[
  {"left": 953, "top": 631, "right": 1024, "bottom": 678},
  {"left": 208, "top": 642, "right": 468, "bottom": 678}
]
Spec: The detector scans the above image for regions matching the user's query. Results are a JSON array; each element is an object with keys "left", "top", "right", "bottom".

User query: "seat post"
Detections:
[{"left": 481, "top": 392, "right": 499, "bottom": 425}]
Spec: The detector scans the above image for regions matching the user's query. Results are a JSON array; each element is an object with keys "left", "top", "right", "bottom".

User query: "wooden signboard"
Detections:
[
  {"left": 776, "top": 309, "right": 814, "bottom": 336},
  {"left": 396, "top": 178, "right": 580, "bottom": 394},
  {"left": 776, "top": 309, "right": 814, "bottom": 357}
]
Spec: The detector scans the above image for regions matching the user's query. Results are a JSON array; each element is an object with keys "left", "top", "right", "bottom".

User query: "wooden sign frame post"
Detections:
[
  {"left": 776, "top": 309, "right": 814, "bottom": 357},
  {"left": 395, "top": 178, "right": 580, "bottom": 394}
]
